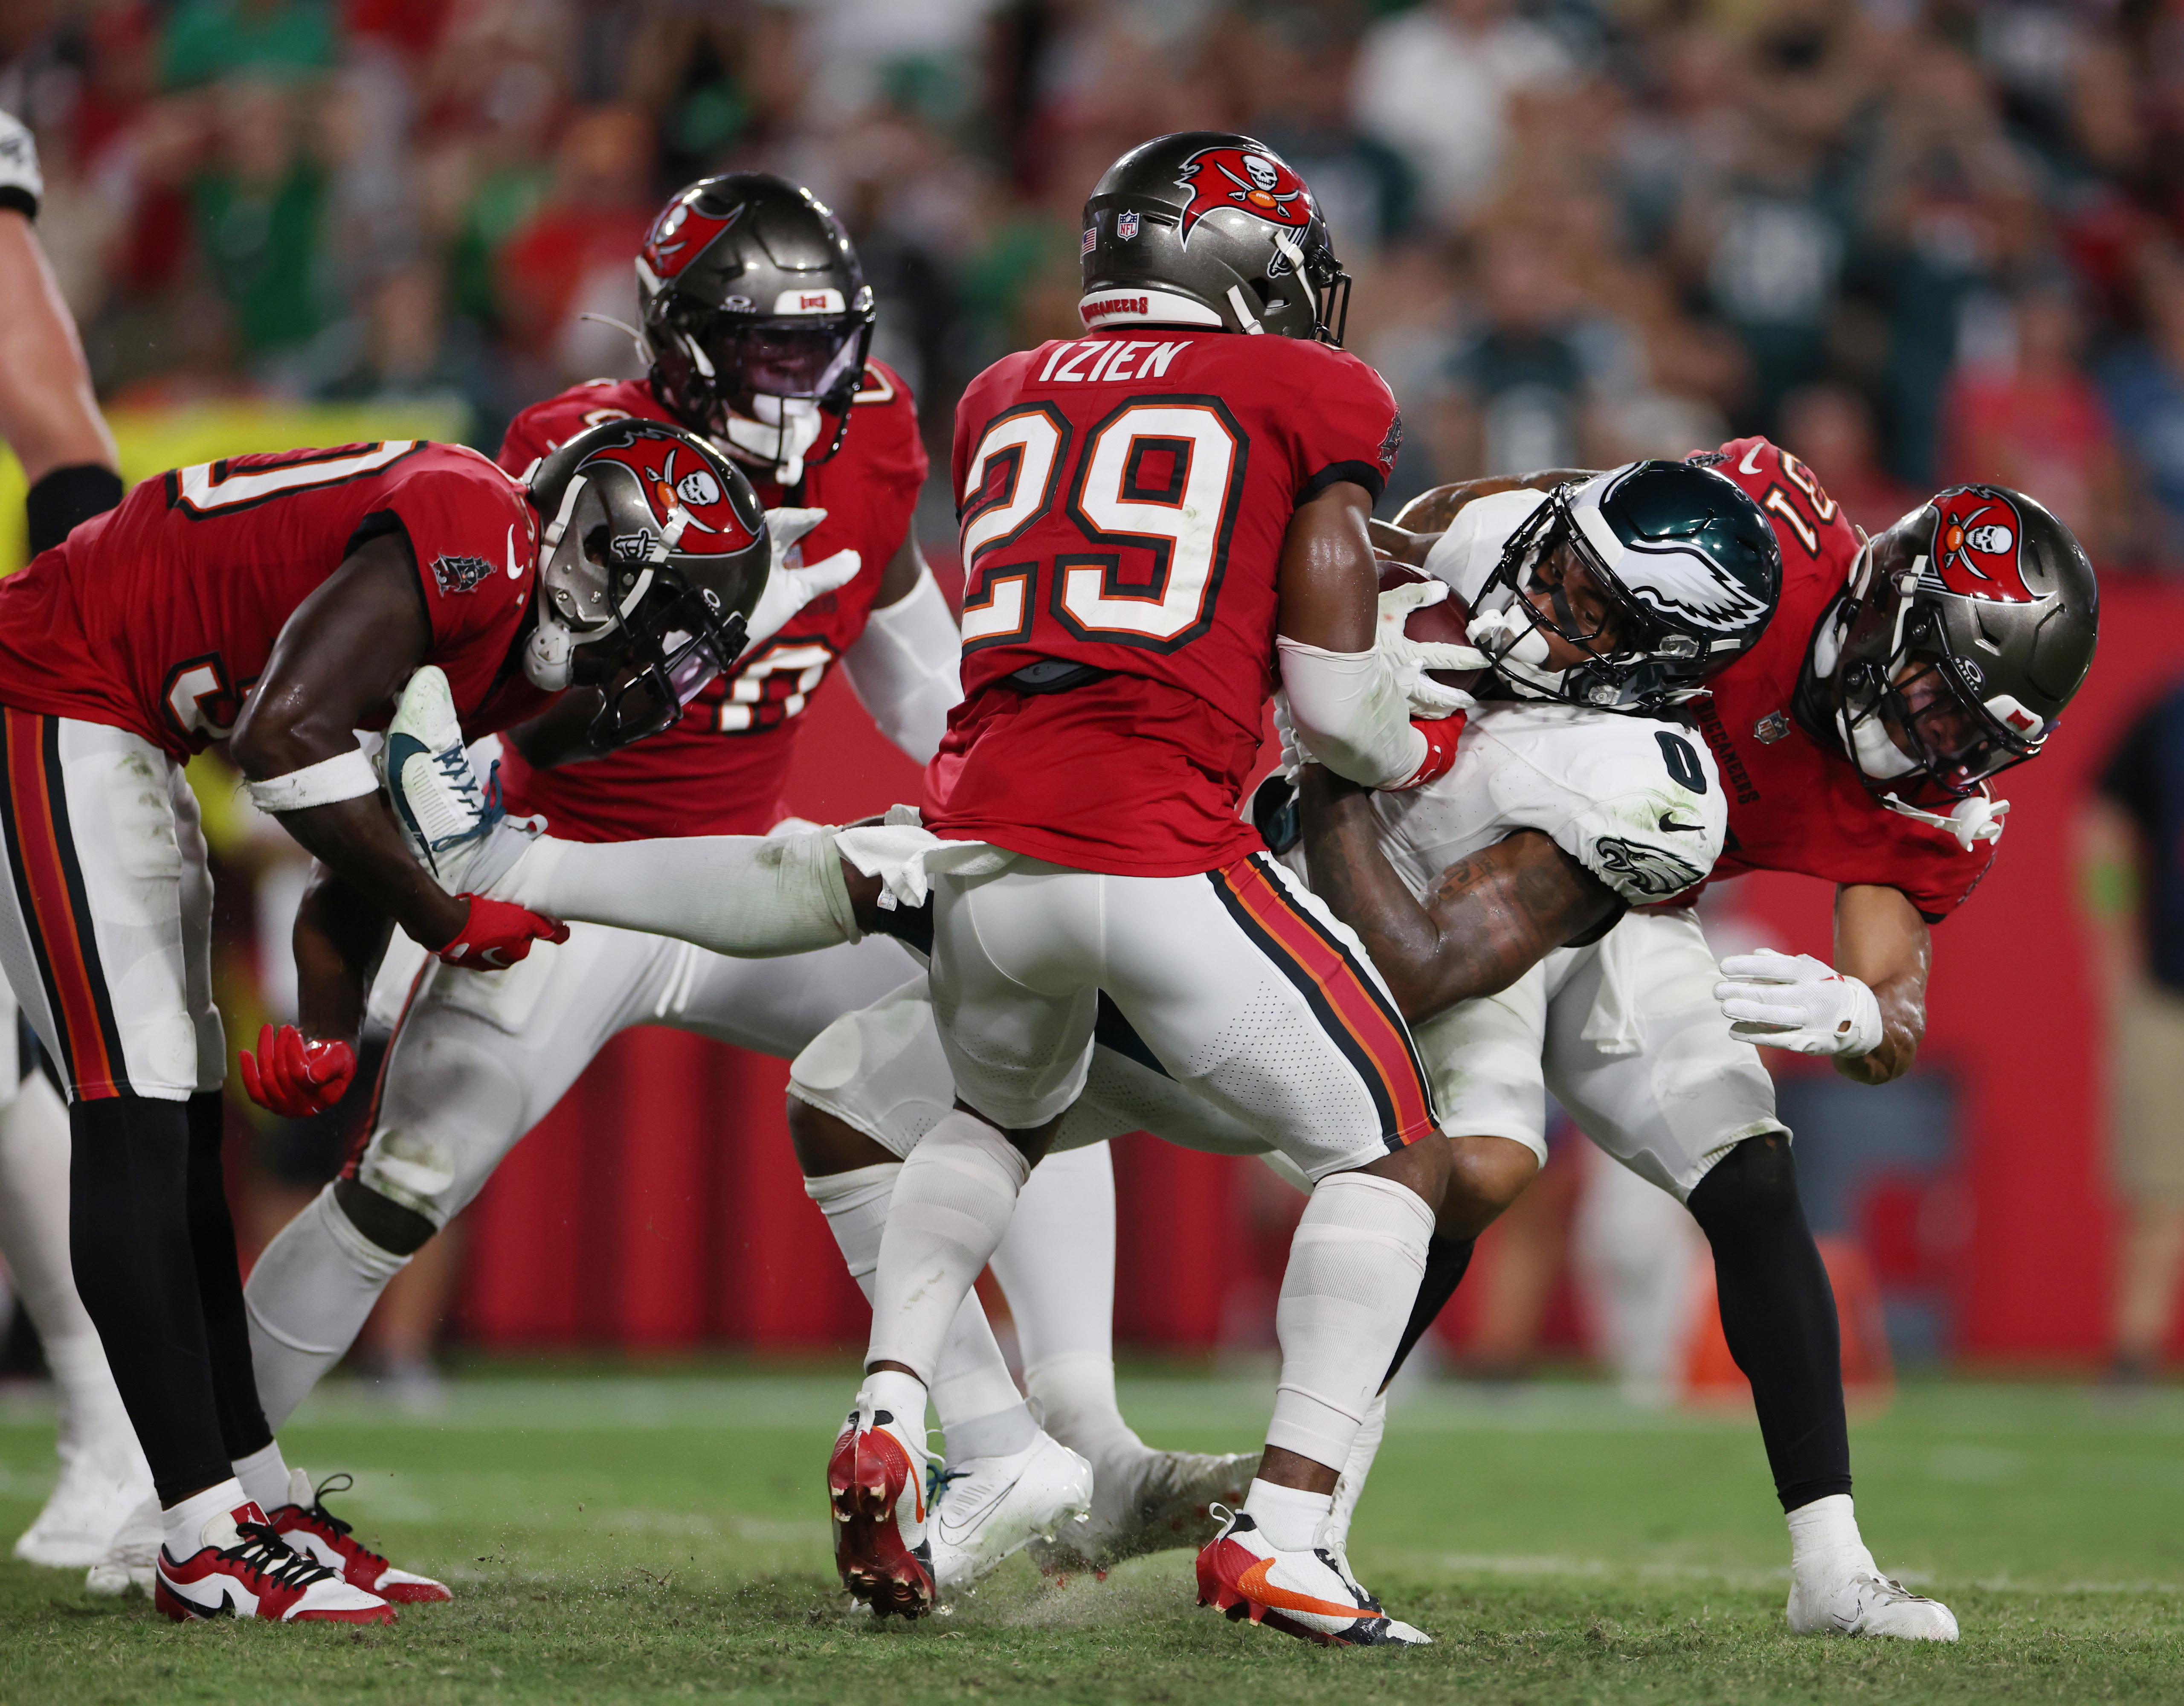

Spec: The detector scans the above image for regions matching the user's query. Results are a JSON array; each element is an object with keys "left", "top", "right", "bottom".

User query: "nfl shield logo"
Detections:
[{"left": 1118, "top": 210, "right": 1140, "bottom": 240}]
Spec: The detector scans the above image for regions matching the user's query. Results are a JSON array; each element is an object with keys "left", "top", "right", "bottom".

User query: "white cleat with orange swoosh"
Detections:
[{"left": 1195, "top": 1507, "right": 1430, "bottom": 1646}]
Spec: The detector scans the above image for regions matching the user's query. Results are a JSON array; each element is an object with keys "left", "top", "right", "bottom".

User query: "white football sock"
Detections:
[
  {"left": 866, "top": 1111, "right": 1029, "bottom": 1386},
  {"left": 503, "top": 830, "right": 859, "bottom": 955},
  {"left": 163, "top": 1476, "right": 249, "bottom": 1560},
  {"left": 0, "top": 1074, "right": 140, "bottom": 1455},
  {"left": 244, "top": 1184, "right": 410, "bottom": 1430},
  {"left": 1243, "top": 1475, "right": 1334, "bottom": 1552},
  {"left": 989, "top": 1143, "right": 1140, "bottom": 1462},
  {"left": 1323, "top": 1386, "right": 1388, "bottom": 1555},
  {"left": 1787, "top": 1493, "right": 1876, "bottom": 1582},
  {"left": 231, "top": 1440, "right": 292, "bottom": 1515},
  {"left": 806, "top": 1161, "right": 1034, "bottom": 1463},
  {"left": 1265, "top": 1172, "right": 1433, "bottom": 1473}
]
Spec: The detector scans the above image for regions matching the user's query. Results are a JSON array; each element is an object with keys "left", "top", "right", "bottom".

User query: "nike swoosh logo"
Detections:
[
  {"left": 1740, "top": 443, "right": 1765, "bottom": 475},
  {"left": 1658, "top": 815, "right": 1704, "bottom": 833},
  {"left": 935, "top": 1472, "right": 1021, "bottom": 1543},
  {"left": 506, "top": 525, "right": 522, "bottom": 579},
  {"left": 386, "top": 734, "right": 439, "bottom": 875},
  {"left": 1236, "top": 1556, "right": 1367, "bottom": 1622}
]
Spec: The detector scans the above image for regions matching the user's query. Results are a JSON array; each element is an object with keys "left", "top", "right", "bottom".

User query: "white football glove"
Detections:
[
  {"left": 744, "top": 507, "right": 863, "bottom": 653},
  {"left": 1375, "top": 578, "right": 1487, "bottom": 720},
  {"left": 1713, "top": 949, "right": 1884, "bottom": 1057}
]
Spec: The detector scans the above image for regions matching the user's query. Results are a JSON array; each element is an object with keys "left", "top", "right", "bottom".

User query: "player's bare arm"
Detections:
[
  {"left": 1377, "top": 469, "right": 1596, "bottom": 549},
  {"left": 228, "top": 533, "right": 469, "bottom": 953},
  {"left": 290, "top": 864, "right": 396, "bottom": 1045},
  {"left": 1299, "top": 765, "right": 1620, "bottom": 1022},
  {"left": 1275, "top": 479, "right": 1378, "bottom": 650},
  {"left": 1829, "top": 882, "right": 1930, "bottom": 1085},
  {"left": 0, "top": 209, "right": 117, "bottom": 485}
]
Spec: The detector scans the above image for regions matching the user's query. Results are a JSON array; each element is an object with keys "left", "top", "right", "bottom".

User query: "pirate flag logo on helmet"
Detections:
[
  {"left": 1175, "top": 145, "right": 1314, "bottom": 249},
  {"left": 1927, "top": 488, "right": 2036, "bottom": 603}
]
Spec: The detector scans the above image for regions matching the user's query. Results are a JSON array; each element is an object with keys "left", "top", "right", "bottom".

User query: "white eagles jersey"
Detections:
[
  {"left": 1326, "top": 700, "right": 1726, "bottom": 908},
  {"left": 0, "top": 110, "right": 41, "bottom": 219}
]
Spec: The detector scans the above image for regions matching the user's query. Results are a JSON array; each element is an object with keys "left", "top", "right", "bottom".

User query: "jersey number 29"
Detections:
[{"left": 957, "top": 399, "right": 1245, "bottom": 653}]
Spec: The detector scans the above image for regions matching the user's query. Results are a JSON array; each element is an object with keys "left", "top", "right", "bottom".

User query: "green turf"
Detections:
[{"left": 3, "top": 1368, "right": 2181, "bottom": 1704}]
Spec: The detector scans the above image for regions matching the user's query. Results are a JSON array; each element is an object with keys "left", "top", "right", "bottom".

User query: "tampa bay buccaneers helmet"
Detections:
[
  {"left": 1459, "top": 461, "right": 1782, "bottom": 712},
  {"left": 522, "top": 419, "right": 769, "bottom": 749},
  {"left": 1079, "top": 132, "right": 1350, "bottom": 342},
  {"left": 1799, "top": 484, "right": 2097, "bottom": 816},
  {"left": 637, "top": 174, "right": 876, "bottom": 486}
]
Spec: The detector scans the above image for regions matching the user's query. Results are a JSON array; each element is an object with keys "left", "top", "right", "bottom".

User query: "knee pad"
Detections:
[{"left": 1688, "top": 1132, "right": 1801, "bottom": 1236}]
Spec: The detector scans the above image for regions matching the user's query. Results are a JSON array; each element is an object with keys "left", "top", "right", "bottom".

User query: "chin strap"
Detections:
[{"left": 1877, "top": 790, "right": 2009, "bottom": 850}]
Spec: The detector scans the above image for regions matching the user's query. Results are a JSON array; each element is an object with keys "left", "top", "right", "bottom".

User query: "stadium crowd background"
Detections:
[{"left": 1, "top": 0, "right": 2182, "bottom": 1398}]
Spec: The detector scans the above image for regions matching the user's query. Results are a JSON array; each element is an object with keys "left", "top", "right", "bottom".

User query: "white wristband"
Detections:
[{"left": 246, "top": 746, "right": 380, "bottom": 813}]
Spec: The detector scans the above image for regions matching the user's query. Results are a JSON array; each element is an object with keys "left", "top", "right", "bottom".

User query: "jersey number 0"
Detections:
[{"left": 958, "top": 398, "right": 1246, "bottom": 653}]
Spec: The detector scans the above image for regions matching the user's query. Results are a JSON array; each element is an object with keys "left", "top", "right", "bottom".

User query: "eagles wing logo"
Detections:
[
  {"left": 1592, "top": 836, "right": 1703, "bottom": 900},
  {"left": 1927, "top": 487, "right": 2035, "bottom": 603},
  {"left": 1175, "top": 146, "right": 1314, "bottom": 247}
]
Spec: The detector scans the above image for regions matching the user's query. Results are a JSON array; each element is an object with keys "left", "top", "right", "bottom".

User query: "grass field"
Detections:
[{"left": 2, "top": 1365, "right": 2180, "bottom": 1705}]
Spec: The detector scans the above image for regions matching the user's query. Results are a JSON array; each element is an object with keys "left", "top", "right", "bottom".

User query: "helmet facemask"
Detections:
[
  {"left": 1824, "top": 529, "right": 2051, "bottom": 807},
  {"left": 1468, "top": 491, "right": 1710, "bottom": 712}
]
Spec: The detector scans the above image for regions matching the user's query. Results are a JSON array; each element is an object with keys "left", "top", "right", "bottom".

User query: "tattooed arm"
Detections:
[
  {"left": 1299, "top": 765, "right": 1621, "bottom": 1024},
  {"left": 1367, "top": 469, "right": 1599, "bottom": 565}
]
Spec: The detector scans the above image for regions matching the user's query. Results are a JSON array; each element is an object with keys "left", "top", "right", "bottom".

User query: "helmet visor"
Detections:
[
  {"left": 671, "top": 299, "right": 863, "bottom": 403},
  {"left": 1874, "top": 657, "right": 2051, "bottom": 799},
  {"left": 586, "top": 576, "right": 750, "bottom": 751}
]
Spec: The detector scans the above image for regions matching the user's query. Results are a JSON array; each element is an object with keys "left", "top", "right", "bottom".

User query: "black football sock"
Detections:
[
  {"left": 25, "top": 462, "right": 123, "bottom": 555},
  {"left": 1382, "top": 1234, "right": 1476, "bottom": 1384},
  {"left": 186, "top": 1091, "right": 275, "bottom": 1464},
  {"left": 69, "top": 1094, "right": 234, "bottom": 1504},
  {"left": 1685, "top": 1134, "right": 1851, "bottom": 1512}
]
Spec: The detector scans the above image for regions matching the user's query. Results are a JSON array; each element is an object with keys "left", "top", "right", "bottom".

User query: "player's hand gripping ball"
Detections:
[
  {"left": 239, "top": 1024, "right": 357, "bottom": 1118},
  {"left": 1376, "top": 561, "right": 1487, "bottom": 711}
]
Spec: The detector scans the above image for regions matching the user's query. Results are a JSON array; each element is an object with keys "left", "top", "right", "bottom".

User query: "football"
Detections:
[{"left": 1378, "top": 558, "right": 1483, "bottom": 691}]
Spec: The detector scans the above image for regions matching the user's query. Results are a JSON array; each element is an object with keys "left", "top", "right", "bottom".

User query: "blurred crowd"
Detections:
[{"left": 3, "top": 0, "right": 2183, "bottom": 563}]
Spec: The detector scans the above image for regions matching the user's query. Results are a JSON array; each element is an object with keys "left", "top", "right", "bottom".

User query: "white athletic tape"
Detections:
[{"left": 246, "top": 746, "right": 380, "bottom": 814}]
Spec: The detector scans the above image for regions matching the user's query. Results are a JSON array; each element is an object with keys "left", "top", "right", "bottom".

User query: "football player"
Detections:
[
  {"left": 0, "top": 104, "right": 152, "bottom": 1571},
  {"left": 0, "top": 409, "right": 849, "bottom": 1622},
  {"left": 817, "top": 130, "right": 1491, "bottom": 1642},
  {"left": 237, "top": 175, "right": 1130, "bottom": 1593},
  {"left": 1317, "top": 444, "right": 2100, "bottom": 1641}
]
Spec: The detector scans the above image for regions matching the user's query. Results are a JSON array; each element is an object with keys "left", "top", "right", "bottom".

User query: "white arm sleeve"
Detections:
[
  {"left": 1277, "top": 638, "right": 1429, "bottom": 789},
  {"left": 840, "top": 566, "right": 962, "bottom": 764}
]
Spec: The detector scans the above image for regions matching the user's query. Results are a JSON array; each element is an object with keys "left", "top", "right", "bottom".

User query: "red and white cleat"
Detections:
[
  {"left": 1195, "top": 1507, "right": 1429, "bottom": 1647},
  {"left": 827, "top": 1393, "right": 934, "bottom": 1618},
  {"left": 270, "top": 1470, "right": 452, "bottom": 1604},
  {"left": 154, "top": 1499, "right": 395, "bottom": 1625}
]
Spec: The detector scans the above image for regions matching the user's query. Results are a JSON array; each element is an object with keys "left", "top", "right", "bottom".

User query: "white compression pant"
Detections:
[
  {"left": 244, "top": 919, "right": 918, "bottom": 1427},
  {"left": 926, "top": 851, "right": 1436, "bottom": 1171}
]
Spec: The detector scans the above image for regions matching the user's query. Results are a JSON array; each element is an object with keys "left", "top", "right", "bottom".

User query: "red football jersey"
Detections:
[
  {"left": 925, "top": 328, "right": 1401, "bottom": 875},
  {"left": 490, "top": 364, "right": 928, "bottom": 841},
  {"left": 1689, "top": 436, "right": 1995, "bottom": 921},
  {"left": 0, "top": 441, "right": 551, "bottom": 760}
]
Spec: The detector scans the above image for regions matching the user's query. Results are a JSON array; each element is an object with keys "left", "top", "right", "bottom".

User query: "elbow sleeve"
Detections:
[
  {"left": 841, "top": 568, "right": 963, "bottom": 764},
  {"left": 1278, "top": 638, "right": 1430, "bottom": 790}
]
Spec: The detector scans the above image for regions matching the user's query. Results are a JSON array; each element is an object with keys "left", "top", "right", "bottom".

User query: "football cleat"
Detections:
[
  {"left": 154, "top": 1499, "right": 396, "bottom": 1625},
  {"left": 386, "top": 667, "right": 540, "bottom": 895},
  {"left": 827, "top": 1393, "right": 935, "bottom": 1618},
  {"left": 13, "top": 1429, "right": 154, "bottom": 1569},
  {"left": 928, "top": 1432, "right": 1093, "bottom": 1592},
  {"left": 1031, "top": 1445, "right": 1256, "bottom": 1575},
  {"left": 270, "top": 1469, "right": 452, "bottom": 1604},
  {"left": 1788, "top": 1568, "right": 1959, "bottom": 1640},
  {"left": 84, "top": 1493, "right": 160, "bottom": 1598},
  {"left": 1195, "top": 1507, "right": 1429, "bottom": 1647}
]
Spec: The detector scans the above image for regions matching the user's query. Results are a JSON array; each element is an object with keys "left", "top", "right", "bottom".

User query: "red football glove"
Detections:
[
  {"left": 238, "top": 1024, "right": 357, "bottom": 1119},
  {"left": 435, "top": 893, "right": 570, "bottom": 971},
  {"left": 1388, "top": 712, "right": 1466, "bottom": 790}
]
